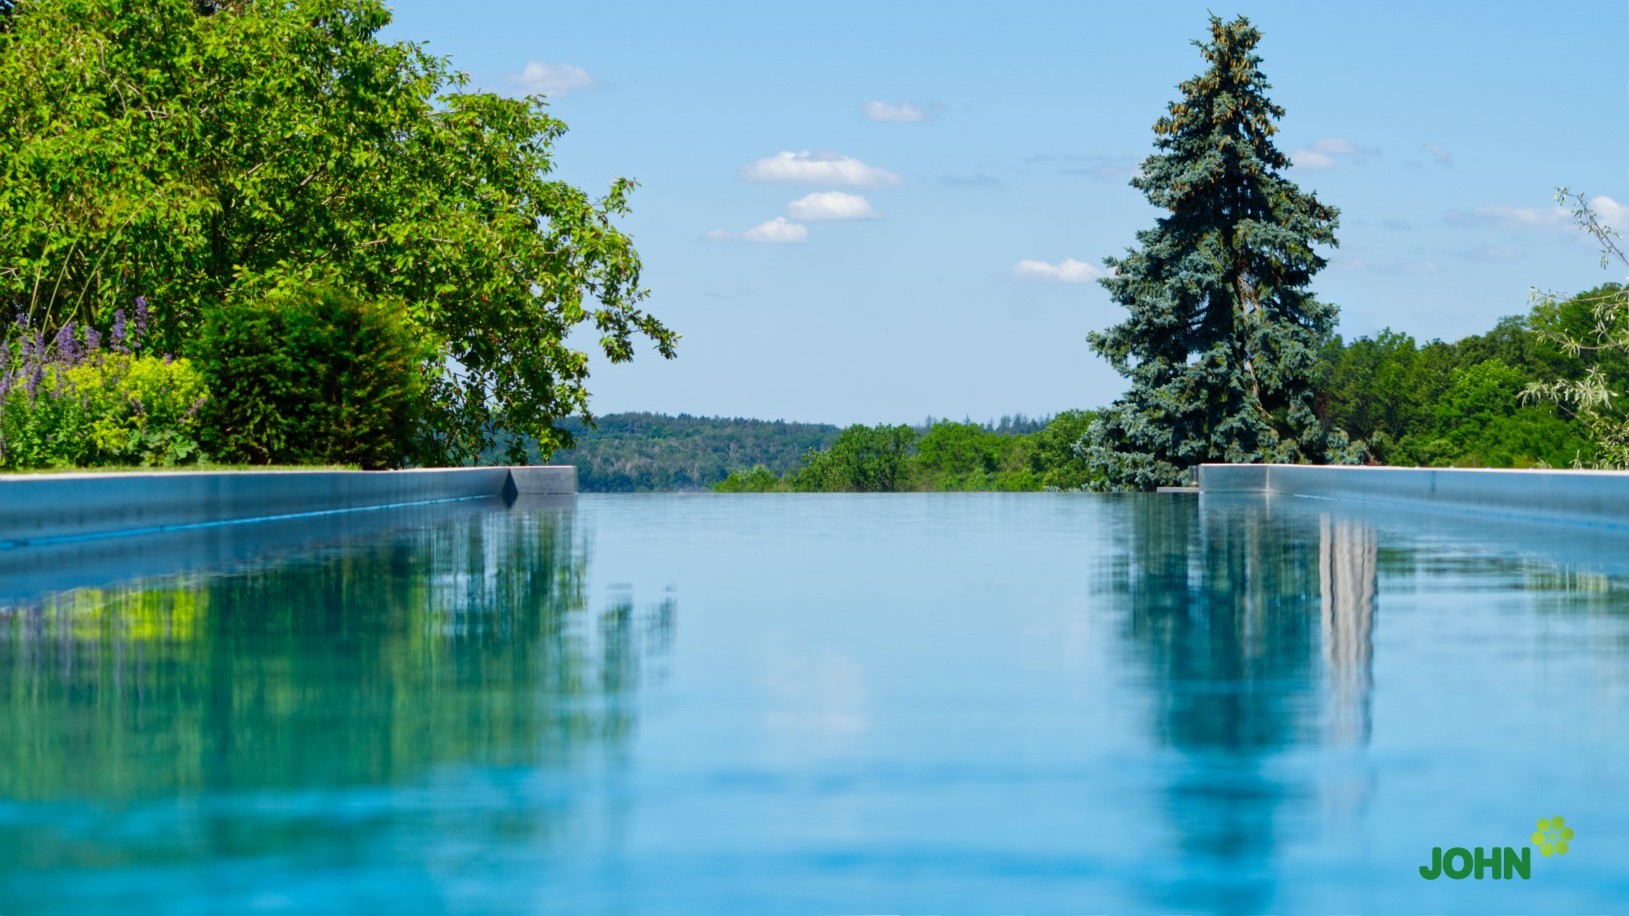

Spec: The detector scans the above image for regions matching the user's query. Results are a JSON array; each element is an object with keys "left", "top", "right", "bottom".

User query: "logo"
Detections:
[
  {"left": 1419, "top": 816, "right": 1575, "bottom": 881},
  {"left": 1531, "top": 816, "right": 1574, "bottom": 858}
]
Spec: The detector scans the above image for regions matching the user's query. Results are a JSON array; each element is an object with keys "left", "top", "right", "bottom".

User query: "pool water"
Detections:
[{"left": 2, "top": 492, "right": 1627, "bottom": 912}]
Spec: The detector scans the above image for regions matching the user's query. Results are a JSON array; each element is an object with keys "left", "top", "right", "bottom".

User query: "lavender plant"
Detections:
[{"left": 0, "top": 298, "right": 209, "bottom": 469}]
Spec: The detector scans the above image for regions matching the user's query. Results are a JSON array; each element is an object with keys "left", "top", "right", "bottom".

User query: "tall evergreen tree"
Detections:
[{"left": 1083, "top": 15, "right": 1351, "bottom": 490}]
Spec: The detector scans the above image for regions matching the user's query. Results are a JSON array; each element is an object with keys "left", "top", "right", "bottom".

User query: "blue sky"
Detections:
[{"left": 383, "top": 1, "right": 1628, "bottom": 426}]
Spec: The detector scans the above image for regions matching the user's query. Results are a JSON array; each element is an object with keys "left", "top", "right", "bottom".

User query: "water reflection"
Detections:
[
  {"left": 1320, "top": 515, "right": 1377, "bottom": 747},
  {"left": 0, "top": 499, "right": 674, "bottom": 910},
  {"left": 1114, "top": 494, "right": 1378, "bottom": 910}
]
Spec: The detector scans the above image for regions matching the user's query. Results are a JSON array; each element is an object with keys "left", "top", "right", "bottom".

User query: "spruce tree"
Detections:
[{"left": 1084, "top": 15, "right": 1350, "bottom": 490}]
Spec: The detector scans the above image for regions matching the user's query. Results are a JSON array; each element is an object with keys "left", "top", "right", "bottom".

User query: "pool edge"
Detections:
[
  {"left": 1196, "top": 463, "right": 1629, "bottom": 527},
  {"left": 0, "top": 466, "right": 577, "bottom": 547}
]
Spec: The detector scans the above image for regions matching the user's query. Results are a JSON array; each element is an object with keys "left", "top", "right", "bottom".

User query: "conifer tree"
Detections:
[{"left": 1083, "top": 15, "right": 1351, "bottom": 490}]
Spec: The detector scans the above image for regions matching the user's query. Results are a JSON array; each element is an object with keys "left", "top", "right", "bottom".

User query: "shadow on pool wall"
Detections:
[
  {"left": 0, "top": 500, "right": 675, "bottom": 807},
  {"left": 1109, "top": 494, "right": 1379, "bottom": 912}
]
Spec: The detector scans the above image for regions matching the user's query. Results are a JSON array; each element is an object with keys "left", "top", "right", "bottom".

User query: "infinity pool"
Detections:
[{"left": 2, "top": 492, "right": 1626, "bottom": 912}]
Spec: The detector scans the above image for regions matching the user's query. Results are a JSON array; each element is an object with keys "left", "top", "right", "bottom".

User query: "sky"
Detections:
[{"left": 381, "top": 1, "right": 1629, "bottom": 426}]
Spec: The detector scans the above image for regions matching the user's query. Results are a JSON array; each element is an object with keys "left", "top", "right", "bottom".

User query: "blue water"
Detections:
[{"left": 2, "top": 492, "right": 1627, "bottom": 913}]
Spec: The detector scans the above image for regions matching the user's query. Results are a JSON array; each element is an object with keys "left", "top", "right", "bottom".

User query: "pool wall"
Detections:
[
  {"left": 1198, "top": 463, "right": 1629, "bottom": 526},
  {"left": 0, "top": 466, "right": 576, "bottom": 547}
]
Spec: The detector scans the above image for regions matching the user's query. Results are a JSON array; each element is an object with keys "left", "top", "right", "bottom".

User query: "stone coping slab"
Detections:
[
  {"left": 1197, "top": 463, "right": 1629, "bottom": 527},
  {"left": 0, "top": 466, "right": 576, "bottom": 547}
]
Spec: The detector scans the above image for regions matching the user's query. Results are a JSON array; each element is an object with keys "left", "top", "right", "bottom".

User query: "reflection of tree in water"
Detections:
[
  {"left": 1115, "top": 494, "right": 1375, "bottom": 911},
  {"left": 0, "top": 499, "right": 674, "bottom": 801},
  {"left": 1377, "top": 534, "right": 1629, "bottom": 630}
]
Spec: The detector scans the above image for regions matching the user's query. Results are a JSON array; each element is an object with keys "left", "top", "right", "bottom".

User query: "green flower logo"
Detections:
[{"left": 1531, "top": 816, "right": 1575, "bottom": 857}]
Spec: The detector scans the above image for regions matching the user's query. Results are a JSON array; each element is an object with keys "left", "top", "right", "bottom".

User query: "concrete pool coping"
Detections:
[
  {"left": 0, "top": 465, "right": 576, "bottom": 548},
  {"left": 1197, "top": 463, "right": 1629, "bottom": 527}
]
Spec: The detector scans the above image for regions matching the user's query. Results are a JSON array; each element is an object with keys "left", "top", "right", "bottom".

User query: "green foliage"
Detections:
[
  {"left": 713, "top": 464, "right": 784, "bottom": 493},
  {"left": 510, "top": 413, "right": 841, "bottom": 491},
  {"left": 910, "top": 417, "right": 1099, "bottom": 491},
  {"left": 1390, "top": 359, "right": 1586, "bottom": 468},
  {"left": 711, "top": 413, "right": 1102, "bottom": 493},
  {"left": 913, "top": 421, "right": 1010, "bottom": 489},
  {"left": 1085, "top": 15, "right": 1345, "bottom": 490},
  {"left": 1521, "top": 192, "right": 1629, "bottom": 468},
  {"left": 1313, "top": 293, "right": 1603, "bottom": 470},
  {"left": 1525, "top": 284, "right": 1629, "bottom": 389},
  {"left": 2, "top": 351, "right": 208, "bottom": 471},
  {"left": 0, "top": 0, "right": 674, "bottom": 465},
  {"left": 1317, "top": 330, "right": 1437, "bottom": 447},
  {"left": 1027, "top": 409, "right": 1103, "bottom": 490},
  {"left": 789, "top": 424, "right": 917, "bottom": 492},
  {"left": 194, "top": 281, "right": 431, "bottom": 469}
]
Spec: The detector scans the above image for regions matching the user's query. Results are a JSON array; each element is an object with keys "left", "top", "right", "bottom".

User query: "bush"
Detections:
[
  {"left": 194, "top": 283, "right": 432, "bottom": 469},
  {"left": 787, "top": 424, "right": 917, "bottom": 492},
  {"left": 713, "top": 464, "right": 783, "bottom": 492},
  {"left": 1, "top": 308, "right": 209, "bottom": 470},
  {"left": 913, "top": 422, "right": 1004, "bottom": 490},
  {"left": 1031, "top": 409, "right": 1100, "bottom": 490}
]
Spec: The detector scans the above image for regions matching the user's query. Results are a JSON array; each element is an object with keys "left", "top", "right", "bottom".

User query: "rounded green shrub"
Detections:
[
  {"left": 713, "top": 464, "right": 783, "bottom": 492},
  {"left": 195, "top": 283, "right": 433, "bottom": 469}
]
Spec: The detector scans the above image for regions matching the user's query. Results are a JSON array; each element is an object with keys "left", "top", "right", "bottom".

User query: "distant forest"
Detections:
[{"left": 495, "top": 412, "right": 1054, "bottom": 492}]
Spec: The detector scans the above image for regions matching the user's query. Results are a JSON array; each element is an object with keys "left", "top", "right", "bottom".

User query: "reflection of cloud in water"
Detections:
[
  {"left": 1320, "top": 514, "right": 1376, "bottom": 748},
  {"left": 758, "top": 653, "right": 870, "bottom": 757},
  {"left": 1317, "top": 513, "right": 1379, "bottom": 835}
]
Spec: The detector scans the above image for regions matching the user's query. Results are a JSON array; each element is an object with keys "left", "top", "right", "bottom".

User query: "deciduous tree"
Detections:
[
  {"left": 1523, "top": 191, "right": 1629, "bottom": 467},
  {"left": 0, "top": 0, "right": 675, "bottom": 463}
]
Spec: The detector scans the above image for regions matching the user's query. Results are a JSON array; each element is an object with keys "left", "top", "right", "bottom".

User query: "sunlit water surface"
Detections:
[{"left": 2, "top": 492, "right": 1627, "bottom": 913}]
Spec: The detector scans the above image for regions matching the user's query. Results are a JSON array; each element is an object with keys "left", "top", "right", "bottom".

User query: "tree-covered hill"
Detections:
[
  {"left": 495, "top": 412, "right": 1060, "bottom": 492},
  {"left": 523, "top": 413, "right": 842, "bottom": 492}
]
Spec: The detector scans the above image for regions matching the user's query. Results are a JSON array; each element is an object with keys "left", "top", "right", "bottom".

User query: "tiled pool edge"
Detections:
[
  {"left": 0, "top": 465, "right": 576, "bottom": 547},
  {"left": 1197, "top": 463, "right": 1629, "bottom": 527}
]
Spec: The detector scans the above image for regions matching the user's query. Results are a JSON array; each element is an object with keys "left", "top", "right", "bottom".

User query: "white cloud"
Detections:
[
  {"left": 1589, "top": 195, "right": 1629, "bottom": 232},
  {"left": 1291, "top": 150, "right": 1339, "bottom": 170},
  {"left": 786, "top": 191, "right": 878, "bottom": 221},
  {"left": 1450, "top": 196, "right": 1628, "bottom": 234},
  {"left": 707, "top": 217, "right": 808, "bottom": 244},
  {"left": 1425, "top": 143, "right": 1453, "bottom": 166},
  {"left": 516, "top": 61, "right": 598, "bottom": 98},
  {"left": 863, "top": 100, "right": 929, "bottom": 122},
  {"left": 740, "top": 151, "right": 904, "bottom": 188},
  {"left": 1012, "top": 258, "right": 1106, "bottom": 283},
  {"left": 1445, "top": 204, "right": 1569, "bottom": 231},
  {"left": 1291, "top": 137, "right": 1369, "bottom": 170}
]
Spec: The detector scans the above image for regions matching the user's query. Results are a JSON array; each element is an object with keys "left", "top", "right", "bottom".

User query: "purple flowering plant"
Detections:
[{"left": 1, "top": 299, "right": 208, "bottom": 469}]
